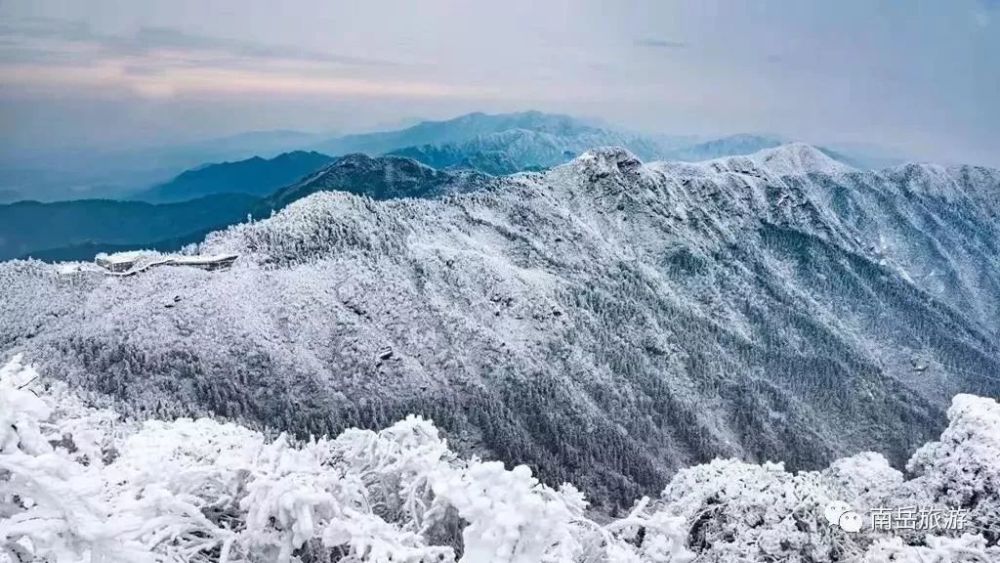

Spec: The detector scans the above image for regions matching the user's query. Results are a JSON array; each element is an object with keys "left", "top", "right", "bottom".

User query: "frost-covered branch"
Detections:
[{"left": 1, "top": 357, "right": 998, "bottom": 562}]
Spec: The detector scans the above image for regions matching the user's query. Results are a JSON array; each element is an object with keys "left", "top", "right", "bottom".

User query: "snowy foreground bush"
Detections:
[{"left": 1, "top": 356, "right": 997, "bottom": 562}]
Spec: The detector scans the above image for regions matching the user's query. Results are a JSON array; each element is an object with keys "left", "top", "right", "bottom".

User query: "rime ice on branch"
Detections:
[{"left": 2, "top": 357, "right": 999, "bottom": 562}]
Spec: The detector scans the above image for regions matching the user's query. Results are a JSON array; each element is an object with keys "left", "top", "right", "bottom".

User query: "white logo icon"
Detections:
[{"left": 825, "top": 501, "right": 862, "bottom": 533}]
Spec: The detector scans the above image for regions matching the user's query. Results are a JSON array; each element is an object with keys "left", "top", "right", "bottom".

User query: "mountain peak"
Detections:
[
  {"left": 10, "top": 131, "right": 1000, "bottom": 516},
  {"left": 649, "top": 142, "right": 853, "bottom": 179},
  {"left": 313, "top": 152, "right": 439, "bottom": 177},
  {"left": 647, "top": 142, "right": 855, "bottom": 183},
  {"left": 662, "top": 134, "right": 785, "bottom": 162},
  {"left": 670, "top": 143, "right": 852, "bottom": 179},
  {"left": 256, "top": 153, "right": 495, "bottom": 213},
  {"left": 572, "top": 146, "right": 644, "bottom": 177},
  {"left": 750, "top": 142, "right": 855, "bottom": 176}
]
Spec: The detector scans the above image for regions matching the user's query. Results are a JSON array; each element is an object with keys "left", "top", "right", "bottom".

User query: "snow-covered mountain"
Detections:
[
  {"left": 255, "top": 153, "right": 497, "bottom": 214},
  {"left": 2, "top": 144, "right": 999, "bottom": 510},
  {"left": 377, "top": 120, "right": 892, "bottom": 175},
  {"left": 311, "top": 110, "right": 625, "bottom": 156},
  {"left": 661, "top": 134, "right": 786, "bottom": 162},
  {"left": 658, "top": 134, "right": 908, "bottom": 170},
  {"left": 0, "top": 110, "right": 904, "bottom": 206},
  {"left": 388, "top": 128, "right": 664, "bottom": 175},
  {"left": 140, "top": 151, "right": 335, "bottom": 203},
  {"left": 118, "top": 113, "right": 897, "bottom": 207}
]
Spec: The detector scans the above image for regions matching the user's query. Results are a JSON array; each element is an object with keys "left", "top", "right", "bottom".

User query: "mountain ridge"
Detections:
[
  {"left": 124, "top": 113, "right": 913, "bottom": 205},
  {"left": 4, "top": 145, "right": 998, "bottom": 509},
  {"left": 140, "top": 150, "right": 334, "bottom": 202},
  {"left": 254, "top": 152, "right": 499, "bottom": 215},
  {"left": 387, "top": 127, "right": 664, "bottom": 175}
]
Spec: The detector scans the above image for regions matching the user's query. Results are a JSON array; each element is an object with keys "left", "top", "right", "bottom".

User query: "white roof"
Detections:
[{"left": 95, "top": 250, "right": 156, "bottom": 264}]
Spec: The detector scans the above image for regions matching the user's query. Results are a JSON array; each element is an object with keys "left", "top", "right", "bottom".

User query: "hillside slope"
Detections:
[
  {"left": 0, "top": 194, "right": 259, "bottom": 261},
  {"left": 140, "top": 151, "right": 334, "bottom": 202},
  {"left": 255, "top": 153, "right": 497, "bottom": 214},
  {"left": 0, "top": 154, "right": 492, "bottom": 263},
  {"left": 2, "top": 145, "right": 998, "bottom": 509}
]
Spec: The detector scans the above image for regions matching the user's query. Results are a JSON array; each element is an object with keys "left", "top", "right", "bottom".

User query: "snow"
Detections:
[
  {"left": 2, "top": 356, "right": 999, "bottom": 562},
  {"left": 54, "top": 262, "right": 100, "bottom": 275},
  {"left": 752, "top": 143, "right": 856, "bottom": 176},
  {"left": 95, "top": 250, "right": 152, "bottom": 264},
  {"left": 648, "top": 143, "right": 855, "bottom": 179},
  {"left": 3, "top": 143, "right": 1000, "bottom": 513},
  {"left": 0, "top": 357, "right": 693, "bottom": 562},
  {"left": 168, "top": 254, "right": 238, "bottom": 266},
  {"left": 92, "top": 251, "right": 238, "bottom": 276}
]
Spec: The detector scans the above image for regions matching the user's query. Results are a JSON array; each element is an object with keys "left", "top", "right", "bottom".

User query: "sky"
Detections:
[{"left": 1, "top": 0, "right": 998, "bottom": 166}]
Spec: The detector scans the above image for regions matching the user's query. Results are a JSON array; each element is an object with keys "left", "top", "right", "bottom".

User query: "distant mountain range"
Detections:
[
  {"left": 255, "top": 153, "right": 496, "bottom": 215},
  {"left": 0, "top": 129, "right": 330, "bottom": 203},
  {"left": 140, "top": 151, "right": 334, "bottom": 203},
  {"left": 0, "top": 111, "right": 917, "bottom": 204},
  {"left": 140, "top": 111, "right": 668, "bottom": 201},
  {"left": 658, "top": 134, "right": 905, "bottom": 169},
  {"left": 1, "top": 111, "right": 914, "bottom": 263},
  {"left": 663, "top": 133, "right": 786, "bottom": 161},
  {"left": 0, "top": 155, "right": 495, "bottom": 261},
  {"left": 137, "top": 112, "right": 899, "bottom": 203},
  {"left": 0, "top": 195, "right": 257, "bottom": 261},
  {"left": 310, "top": 110, "right": 629, "bottom": 156},
  {"left": 387, "top": 126, "right": 664, "bottom": 175}
]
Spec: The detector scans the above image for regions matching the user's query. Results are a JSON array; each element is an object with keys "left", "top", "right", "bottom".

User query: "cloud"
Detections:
[
  {"left": 122, "top": 26, "right": 402, "bottom": 68},
  {"left": 0, "top": 18, "right": 93, "bottom": 43},
  {"left": 634, "top": 38, "right": 688, "bottom": 49},
  {"left": 0, "top": 17, "right": 401, "bottom": 68},
  {"left": 3, "top": 60, "right": 493, "bottom": 101},
  {"left": 0, "top": 16, "right": 485, "bottom": 101}
]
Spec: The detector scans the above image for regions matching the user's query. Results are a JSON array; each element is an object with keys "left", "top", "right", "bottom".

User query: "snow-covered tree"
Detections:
[
  {"left": 2, "top": 356, "right": 999, "bottom": 562},
  {"left": 904, "top": 394, "right": 1000, "bottom": 544},
  {"left": 0, "top": 357, "right": 693, "bottom": 562}
]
